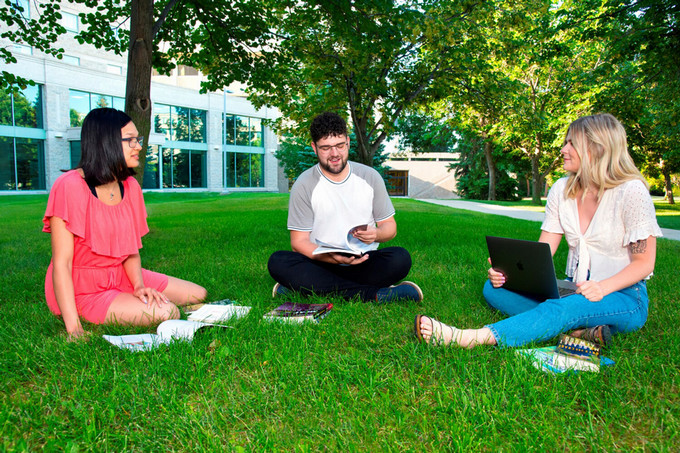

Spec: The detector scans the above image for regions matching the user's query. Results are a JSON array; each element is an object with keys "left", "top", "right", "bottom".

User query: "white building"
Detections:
[{"left": 1, "top": 1, "right": 281, "bottom": 194}]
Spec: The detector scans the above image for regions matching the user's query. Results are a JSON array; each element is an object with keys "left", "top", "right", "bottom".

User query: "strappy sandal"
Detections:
[{"left": 414, "top": 314, "right": 457, "bottom": 346}]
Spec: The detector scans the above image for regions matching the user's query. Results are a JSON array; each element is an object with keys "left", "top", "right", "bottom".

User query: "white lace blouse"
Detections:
[{"left": 541, "top": 177, "right": 663, "bottom": 283}]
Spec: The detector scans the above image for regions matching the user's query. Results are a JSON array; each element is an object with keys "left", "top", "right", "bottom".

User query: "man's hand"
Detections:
[
  {"left": 326, "top": 252, "right": 369, "bottom": 265},
  {"left": 351, "top": 225, "right": 377, "bottom": 244}
]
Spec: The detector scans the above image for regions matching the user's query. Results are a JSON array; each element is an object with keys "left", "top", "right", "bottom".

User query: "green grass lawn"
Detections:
[
  {"left": 461, "top": 197, "right": 680, "bottom": 230},
  {"left": 1, "top": 193, "right": 679, "bottom": 451}
]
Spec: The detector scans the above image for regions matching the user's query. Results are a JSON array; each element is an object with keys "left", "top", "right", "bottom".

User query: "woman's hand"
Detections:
[
  {"left": 576, "top": 280, "right": 605, "bottom": 302},
  {"left": 487, "top": 258, "right": 506, "bottom": 288},
  {"left": 133, "top": 286, "right": 170, "bottom": 308},
  {"left": 66, "top": 322, "right": 88, "bottom": 341}
]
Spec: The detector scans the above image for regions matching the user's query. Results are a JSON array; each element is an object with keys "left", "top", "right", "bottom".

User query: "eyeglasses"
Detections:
[
  {"left": 316, "top": 141, "right": 347, "bottom": 152},
  {"left": 122, "top": 136, "right": 144, "bottom": 147}
]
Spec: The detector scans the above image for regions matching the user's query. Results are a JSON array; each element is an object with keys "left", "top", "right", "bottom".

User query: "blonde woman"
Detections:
[{"left": 415, "top": 113, "right": 662, "bottom": 348}]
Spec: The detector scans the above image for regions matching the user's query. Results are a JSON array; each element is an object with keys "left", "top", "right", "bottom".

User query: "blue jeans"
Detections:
[{"left": 482, "top": 279, "right": 649, "bottom": 348}]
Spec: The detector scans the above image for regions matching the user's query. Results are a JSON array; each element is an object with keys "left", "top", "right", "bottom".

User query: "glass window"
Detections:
[
  {"left": 0, "top": 90, "right": 13, "bottom": 126},
  {"left": 0, "top": 137, "right": 15, "bottom": 190},
  {"left": 172, "top": 149, "right": 190, "bottom": 188},
  {"left": 154, "top": 104, "right": 171, "bottom": 139},
  {"left": 15, "top": 138, "right": 45, "bottom": 189},
  {"left": 172, "top": 106, "right": 190, "bottom": 142},
  {"left": 250, "top": 117, "right": 262, "bottom": 147},
  {"left": 69, "top": 91, "right": 125, "bottom": 127},
  {"left": 70, "top": 141, "right": 81, "bottom": 168},
  {"left": 13, "top": 44, "right": 32, "bottom": 55},
  {"left": 143, "top": 146, "right": 160, "bottom": 189},
  {"left": 250, "top": 153, "right": 264, "bottom": 187},
  {"left": 224, "top": 151, "right": 265, "bottom": 188},
  {"left": 236, "top": 116, "right": 249, "bottom": 145},
  {"left": 190, "top": 109, "right": 206, "bottom": 143},
  {"left": 235, "top": 152, "right": 250, "bottom": 187},
  {"left": 223, "top": 115, "right": 263, "bottom": 147},
  {"left": 113, "top": 97, "right": 125, "bottom": 111},
  {"left": 69, "top": 90, "right": 90, "bottom": 127},
  {"left": 13, "top": 85, "right": 42, "bottom": 128},
  {"left": 0, "top": 137, "right": 45, "bottom": 190},
  {"left": 61, "top": 11, "right": 78, "bottom": 32},
  {"left": 12, "top": 0, "right": 30, "bottom": 18},
  {"left": 224, "top": 152, "right": 235, "bottom": 187},
  {"left": 1, "top": 85, "right": 42, "bottom": 128},
  {"left": 154, "top": 104, "right": 206, "bottom": 143},
  {"left": 190, "top": 150, "right": 207, "bottom": 187},
  {"left": 62, "top": 55, "right": 80, "bottom": 66},
  {"left": 106, "top": 65, "right": 122, "bottom": 75},
  {"left": 161, "top": 148, "right": 205, "bottom": 188},
  {"left": 224, "top": 115, "right": 236, "bottom": 145},
  {"left": 93, "top": 94, "right": 112, "bottom": 109}
]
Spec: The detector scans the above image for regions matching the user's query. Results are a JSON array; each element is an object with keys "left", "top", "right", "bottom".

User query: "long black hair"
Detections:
[{"left": 78, "top": 107, "right": 136, "bottom": 186}]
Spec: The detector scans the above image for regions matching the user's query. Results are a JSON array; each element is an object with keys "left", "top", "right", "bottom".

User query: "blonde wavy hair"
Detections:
[{"left": 563, "top": 113, "right": 647, "bottom": 200}]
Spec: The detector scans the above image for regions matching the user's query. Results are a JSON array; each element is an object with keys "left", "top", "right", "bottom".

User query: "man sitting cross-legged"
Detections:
[{"left": 267, "top": 111, "right": 422, "bottom": 303}]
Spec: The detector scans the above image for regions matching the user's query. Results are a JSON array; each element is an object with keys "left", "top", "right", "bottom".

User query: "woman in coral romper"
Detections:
[{"left": 44, "top": 108, "right": 206, "bottom": 339}]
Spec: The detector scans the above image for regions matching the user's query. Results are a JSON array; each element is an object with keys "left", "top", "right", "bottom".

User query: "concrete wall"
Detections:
[{"left": 386, "top": 152, "right": 459, "bottom": 199}]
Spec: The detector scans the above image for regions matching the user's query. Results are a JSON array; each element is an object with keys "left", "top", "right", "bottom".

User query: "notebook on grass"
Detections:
[{"left": 485, "top": 236, "right": 577, "bottom": 301}]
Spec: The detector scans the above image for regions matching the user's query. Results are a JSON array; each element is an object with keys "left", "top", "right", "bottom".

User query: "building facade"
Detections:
[
  {"left": 385, "top": 152, "right": 459, "bottom": 199},
  {"left": 1, "top": 1, "right": 280, "bottom": 193}
]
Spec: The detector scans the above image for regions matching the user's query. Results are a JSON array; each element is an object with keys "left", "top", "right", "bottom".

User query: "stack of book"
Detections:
[
  {"left": 515, "top": 334, "right": 614, "bottom": 374},
  {"left": 263, "top": 302, "right": 333, "bottom": 323}
]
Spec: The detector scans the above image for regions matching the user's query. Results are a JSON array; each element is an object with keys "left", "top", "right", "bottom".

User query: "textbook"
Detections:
[
  {"left": 183, "top": 298, "right": 243, "bottom": 315},
  {"left": 263, "top": 302, "right": 333, "bottom": 323},
  {"left": 515, "top": 346, "right": 615, "bottom": 374},
  {"left": 103, "top": 301, "right": 251, "bottom": 352},
  {"left": 102, "top": 319, "right": 229, "bottom": 352},
  {"left": 187, "top": 302, "right": 251, "bottom": 322},
  {"left": 312, "top": 224, "right": 378, "bottom": 256}
]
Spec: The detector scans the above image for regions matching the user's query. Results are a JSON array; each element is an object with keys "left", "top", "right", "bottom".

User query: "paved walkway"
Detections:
[{"left": 420, "top": 199, "right": 680, "bottom": 242}]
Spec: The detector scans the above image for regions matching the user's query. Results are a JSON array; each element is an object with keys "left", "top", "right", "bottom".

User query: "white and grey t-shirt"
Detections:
[{"left": 287, "top": 162, "right": 395, "bottom": 249}]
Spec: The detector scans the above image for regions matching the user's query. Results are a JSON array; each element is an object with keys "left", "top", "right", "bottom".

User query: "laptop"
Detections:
[{"left": 485, "top": 236, "right": 578, "bottom": 301}]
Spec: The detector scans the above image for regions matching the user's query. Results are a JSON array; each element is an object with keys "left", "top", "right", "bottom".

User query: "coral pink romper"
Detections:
[{"left": 43, "top": 170, "right": 168, "bottom": 324}]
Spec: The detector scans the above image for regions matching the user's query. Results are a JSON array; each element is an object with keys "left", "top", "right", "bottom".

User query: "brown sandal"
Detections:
[{"left": 571, "top": 325, "right": 612, "bottom": 347}]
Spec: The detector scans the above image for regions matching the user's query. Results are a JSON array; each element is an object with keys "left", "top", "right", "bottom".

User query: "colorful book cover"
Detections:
[
  {"left": 515, "top": 346, "right": 615, "bottom": 374},
  {"left": 263, "top": 302, "right": 333, "bottom": 323}
]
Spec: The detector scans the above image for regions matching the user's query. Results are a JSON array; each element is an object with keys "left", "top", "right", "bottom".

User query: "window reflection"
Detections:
[
  {"left": 223, "top": 114, "right": 263, "bottom": 148},
  {"left": 1, "top": 85, "right": 45, "bottom": 191},
  {"left": 0, "top": 137, "right": 45, "bottom": 190},
  {"left": 153, "top": 104, "right": 206, "bottom": 143},
  {"left": 69, "top": 90, "right": 124, "bottom": 127},
  {"left": 143, "top": 145, "right": 160, "bottom": 189},
  {"left": 224, "top": 152, "right": 264, "bottom": 188},
  {"left": 159, "top": 147, "right": 206, "bottom": 188}
]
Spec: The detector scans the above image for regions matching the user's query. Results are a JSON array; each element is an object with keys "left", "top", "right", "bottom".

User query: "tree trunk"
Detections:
[
  {"left": 125, "top": 0, "right": 154, "bottom": 188},
  {"left": 531, "top": 154, "right": 541, "bottom": 204},
  {"left": 484, "top": 140, "right": 496, "bottom": 200},
  {"left": 664, "top": 167, "right": 675, "bottom": 204}
]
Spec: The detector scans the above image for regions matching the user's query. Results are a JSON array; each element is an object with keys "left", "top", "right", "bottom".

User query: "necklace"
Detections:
[{"left": 104, "top": 181, "right": 117, "bottom": 201}]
